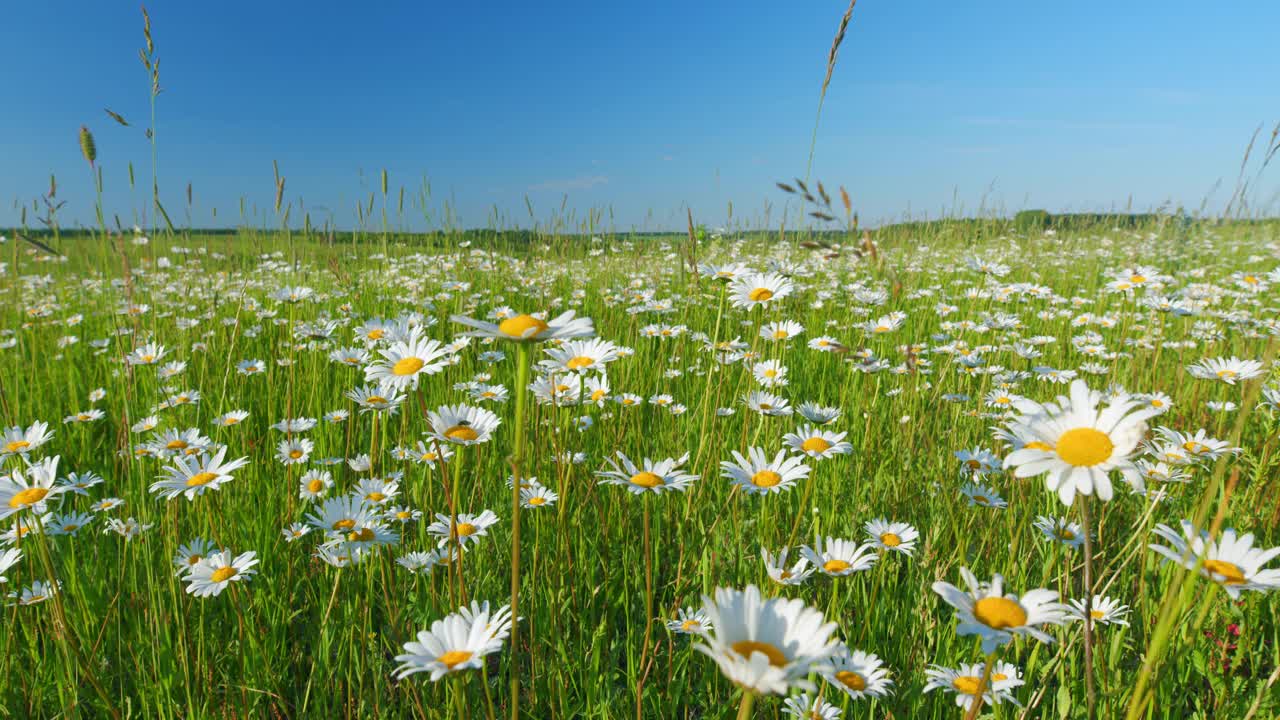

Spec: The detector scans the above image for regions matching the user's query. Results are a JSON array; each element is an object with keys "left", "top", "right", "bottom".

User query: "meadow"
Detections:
[{"left": 1, "top": 213, "right": 1278, "bottom": 719}]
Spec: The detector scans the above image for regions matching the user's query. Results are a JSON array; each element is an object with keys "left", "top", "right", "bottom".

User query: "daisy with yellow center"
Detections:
[
  {"left": 426, "top": 404, "right": 501, "bottom": 447},
  {"left": 150, "top": 447, "right": 249, "bottom": 502},
  {"left": 783, "top": 425, "right": 852, "bottom": 460},
  {"left": 451, "top": 310, "right": 594, "bottom": 343},
  {"left": 802, "top": 537, "right": 878, "bottom": 577},
  {"left": 544, "top": 337, "right": 620, "bottom": 375},
  {"left": 722, "top": 447, "right": 810, "bottom": 496},
  {"left": 595, "top": 451, "right": 699, "bottom": 495},
  {"left": 427, "top": 510, "right": 499, "bottom": 548},
  {"left": 924, "top": 661, "right": 1025, "bottom": 708},
  {"left": 1149, "top": 520, "right": 1280, "bottom": 598},
  {"left": 729, "top": 271, "right": 793, "bottom": 310},
  {"left": 863, "top": 518, "right": 919, "bottom": 556},
  {"left": 821, "top": 649, "right": 894, "bottom": 700},
  {"left": 184, "top": 550, "right": 258, "bottom": 598},
  {"left": 395, "top": 601, "right": 513, "bottom": 681},
  {"left": 0, "top": 456, "right": 68, "bottom": 520},
  {"left": 1002, "top": 379, "right": 1157, "bottom": 505},
  {"left": 932, "top": 568, "right": 1068, "bottom": 653},
  {"left": 694, "top": 584, "right": 839, "bottom": 695},
  {"left": 363, "top": 328, "right": 449, "bottom": 391}
]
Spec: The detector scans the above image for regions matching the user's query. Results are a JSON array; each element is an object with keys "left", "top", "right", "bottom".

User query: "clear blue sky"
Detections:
[{"left": 1, "top": 1, "right": 1277, "bottom": 231}]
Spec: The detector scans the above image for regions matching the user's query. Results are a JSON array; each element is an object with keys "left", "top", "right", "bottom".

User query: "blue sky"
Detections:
[{"left": 1, "top": 1, "right": 1277, "bottom": 231}]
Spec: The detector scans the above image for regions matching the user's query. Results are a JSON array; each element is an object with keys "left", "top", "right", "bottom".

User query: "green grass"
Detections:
[{"left": 0, "top": 218, "right": 1278, "bottom": 719}]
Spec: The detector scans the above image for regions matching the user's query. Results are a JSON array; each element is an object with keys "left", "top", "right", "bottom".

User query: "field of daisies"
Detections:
[{"left": 1, "top": 222, "right": 1278, "bottom": 720}]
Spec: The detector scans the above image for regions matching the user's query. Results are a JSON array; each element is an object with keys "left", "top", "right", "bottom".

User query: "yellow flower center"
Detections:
[
  {"left": 1090, "top": 609, "right": 1105, "bottom": 619},
  {"left": 8, "top": 487, "right": 48, "bottom": 508},
  {"left": 498, "top": 315, "right": 549, "bottom": 339},
  {"left": 307, "top": 479, "right": 325, "bottom": 493},
  {"left": 1130, "top": 274, "right": 1147, "bottom": 283},
  {"left": 801, "top": 437, "right": 831, "bottom": 453},
  {"left": 367, "top": 328, "right": 385, "bottom": 340},
  {"left": 1024, "top": 440, "right": 1053, "bottom": 452},
  {"left": 629, "top": 472, "right": 664, "bottom": 488},
  {"left": 880, "top": 532, "right": 902, "bottom": 547},
  {"left": 835, "top": 670, "right": 866, "bottom": 691},
  {"left": 973, "top": 596, "right": 1028, "bottom": 629},
  {"left": 289, "top": 450, "right": 304, "bottom": 459},
  {"left": 348, "top": 527, "right": 375, "bottom": 542},
  {"left": 750, "top": 470, "right": 782, "bottom": 487},
  {"left": 4, "top": 440, "right": 31, "bottom": 453},
  {"left": 166, "top": 439, "right": 189, "bottom": 450},
  {"left": 1217, "top": 369, "right": 1236, "bottom": 379},
  {"left": 1202, "top": 558, "right": 1246, "bottom": 585},
  {"left": 332, "top": 519, "right": 356, "bottom": 532},
  {"left": 210, "top": 567, "right": 237, "bottom": 583},
  {"left": 1055, "top": 428, "right": 1114, "bottom": 467},
  {"left": 456, "top": 523, "right": 478, "bottom": 537},
  {"left": 566, "top": 356, "right": 594, "bottom": 370},
  {"left": 730, "top": 640, "right": 787, "bottom": 667},
  {"left": 366, "top": 492, "right": 386, "bottom": 502},
  {"left": 438, "top": 650, "right": 474, "bottom": 669},
  {"left": 952, "top": 676, "right": 982, "bottom": 695},
  {"left": 445, "top": 425, "right": 479, "bottom": 442},
  {"left": 366, "top": 396, "right": 387, "bottom": 405},
  {"left": 186, "top": 472, "right": 218, "bottom": 487},
  {"left": 187, "top": 555, "right": 203, "bottom": 566},
  {"left": 591, "top": 390, "right": 607, "bottom": 402},
  {"left": 824, "top": 559, "right": 852, "bottom": 573},
  {"left": 747, "top": 288, "right": 774, "bottom": 302},
  {"left": 1056, "top": 529, "right": 1077, "bottom": 541},
  {"left": 681, "top": 619, "right": 700, "bottom": 632},
  {"left": 392, "top": 357, "right": 425, "bottom": 376},
  {"left": 528, "top": 497, "right": 546, "bottom": 506},
  {"left": 773, "top": 330, "right": 787, "bottom": 339},
  {"left": 62, "top": 524, "right": 78, "bottom": 532}
]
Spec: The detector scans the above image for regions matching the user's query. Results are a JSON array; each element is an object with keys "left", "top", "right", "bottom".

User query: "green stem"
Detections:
[{"left": 507, "top": 342, "right": 531, "bottom": 720}]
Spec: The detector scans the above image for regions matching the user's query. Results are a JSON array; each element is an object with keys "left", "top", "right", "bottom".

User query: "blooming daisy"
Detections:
[
  {"left": 802, "top": 537, "right": 878, "bottom": 577},
  {"left": 1033, "top": 515, "right": 1086, "bottom": 549},
  {"left": 924, "top": 660, "right": 1024, "bottom": 707},
  {"left": 185, "top": 550, "right": 259, "bottom": 598},
  {"left": 694, "top": 584, "right": 839, "bottom": 695},
  {"left": 395, "top": 602, "right": 513, "bottom": 680},
  {"left": 1001, "top": 379, "right": 1157, "bottom": 504},
  {"left": 1067, "top": 595, "right": 1130, "bottom": 626},
  {"left": 762, "top": 547, "right": 815, "bottom": 586},
  {"left": 595, "top": 451, "right": 699, "bottom": 495},
  {"left": 722, "top": 448, "right": 810, "bottom": 495},
  {"left": 1148, "top": 520, "right": 1280, "bottom": 598},
  {"left": 1186, "top": 356, "right": 1265, "bottom": 385},
  {"left": 451, "top": 310, "right": 594, "bottom": 342},
  {"left": 932, "top": 568, "right": 1068, "bottom": 653},
  {"left": 729, "top": 272, "right": 793, "bottom": 310},
  {"left": 150, "top": 448, "right": 250, "bottom": 501},
  {"left": 821, "top": 648, "right": 894, "bottom": 700},
  {"left": 0, "top": 456, "right": 67, "bottom": 519},
  {"left": 427, "top": 510, "right": 500, "bottom": 548},
  {"left": 782, "top": 425, "right": 852, "bottom": 460},
  {"left": 863, "top": 518, "right": 919, "bottom": 556},
  {"left": 666, "top": 607, "right": 713, "bottom": 635},
  {"left": 426, "top": 404, "right": 501, "bottom": 446},
  {"left": 0, "top": 422, "right": 53, "bottom": 458},
  {"left": 363, "top": 328, "right": 449, "bottom": 391}
]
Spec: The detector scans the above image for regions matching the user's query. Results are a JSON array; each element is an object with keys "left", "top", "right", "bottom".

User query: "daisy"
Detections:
[
  {"left": 346, "top": 385, "right": 406, "bottom": 414},
  {"left": 932, "top": 568, "right": 1068, "bottom": 653},
  {"left": 743, "top": 391, "right": 792, "bottom": 417},
  {"left": 353, "top": 477, "right": 399, "bottom": 505},
  {"left": 276, "top": 438, "right": 314, "bottom": 465},
  {"left": 427, "top": 510, "right": 500, "bottom": 548},
  {"left": 520, "top": 485, "right": 559, "bottom": 509},
  {"left": 214, "top": 411, "right": 250, "bottom": 427},
  {"left": 0, "top": 421, "right": 53, "bottom": 458},
  {"left": 694, "top": 584, "right": 839, "bottom": 695},
  {"left": 173, "top": 538, "right": 221, "bottom": 577},
  {"left": 1001, "top": 379, "right": 1157, "bottom": 505},
  {"left": 282, "top": 523, "right": 311, "bottom": 542},
  {"left": 150, "top": 448, "right": 250, "bottom": 501},
  {"left": 797, "top": 403, "right": 840, "bottom": 425},
  {"left": 1186, "top": 357, "right": 1265, "bottom": 385},
  {"left": 729, "top": 272, "right": 793, "bottom": 310},
  {"left": 298, "top": 469, "right": 333, "bottom": 500},
  {"left": 395, "top": 602, "right": 513, "bottom": 680},
  {"left": 666, "top": 607, "right": 713, "bottom": 635},
  {"left": 44, "top": 511, "right": 94, "bottom": 536},
  {"left": 924, "top": 661, "right": 1024, "bottom": 707},
  {"left": 1033, "top": 515, "right": 1086, "bottom": 549},
  {"left": 955, "top": 447, "right": 1002, "bottom": 474},
  {"left": 752, "top": 360, "right": 789, "bottom": 388},
  {"left": 0, "top": 457, "right": 67, "bottom": 519},
  {"left": 426, "top": 404, "right": 501, "bottom": 446},
  {"left": 1148, "top": 521, "right": 1280, "bottom": 598},
  {"left": 451, "top": 310, "right": 594, "bottom": 342},
  {"left": 762, "top": 547, "right": 815, "bottom": 586},
  {"left": 10, "top": 579, "right": 59, "bottom": 606},
  {"left": 802, "top": 537, "right": 878, "bottom": 577},
  {"left": 821, "top": 648, "right": 894, "bottom": 700},
  {"left": 1067, "top": 595, "right": 1130, "bottom": 626},
  {"left": 722, "top": 448, "right": 809, "bottom": 496},
  {"left": 760, "top": 320, "right": 803, "bottom": 342},
  {"left": 544, "top": 338, "right": 620, "bottom": 374},
  {"left": 185, "top": 550, "right": 259, "bottom": 598},
  {"left": 782, "top": 693, "right": 842, "bottom": 719},
  {"left": 363, "top": 328, "right": 449, "bottom": 391},
  {"left": 125, "top": 342, "right": 167, "bottom": 366},
  {"left": 863, "top": 519, "right": 919, "bottom": 555},
  {"left": 782, "top": 425, "right": 852, "bottom": 460},
  {"left": 595, "top": 451, "right": 698, "bottom": 495}
]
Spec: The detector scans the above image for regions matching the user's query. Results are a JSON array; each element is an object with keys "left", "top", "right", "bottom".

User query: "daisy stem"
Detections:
[
  {"left": 507, "top": 341, "right": 531, "bottom": 720},
  {"left": 1080, "top": 497, "right": 1097, "bottom": 720},
  {"left": 735, "top": 691, "right": 755, "bottom": 720},
  {"left": 963, "top": 650, "right": 997, "bottom": 720}
]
